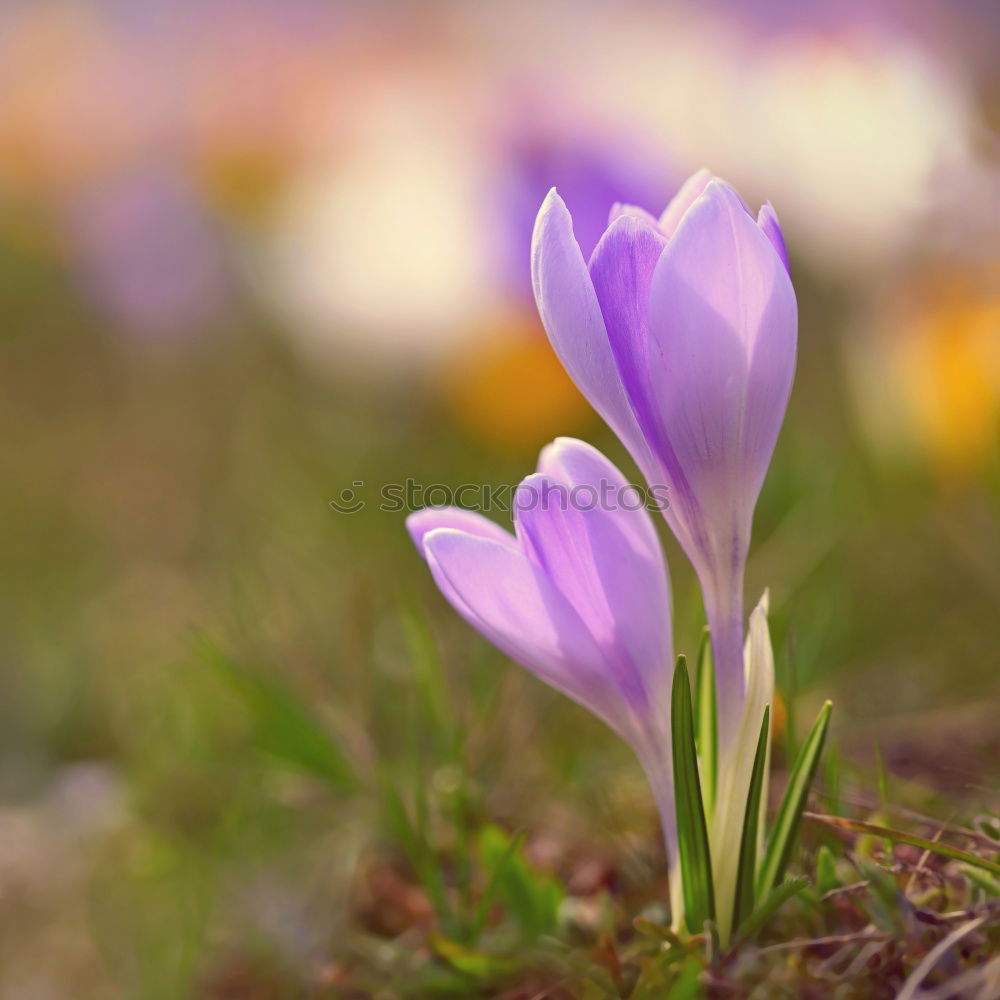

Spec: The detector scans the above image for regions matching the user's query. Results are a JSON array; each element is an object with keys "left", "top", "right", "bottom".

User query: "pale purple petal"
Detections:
[
  {"left": 535, "top": 438, "right": 673, "bottom": 714},
  {"left": 646, "top": 180, "right": 797, "bottom": 541},
  {"left": 512, "top": 455, "right": 672, "bottom": 719},
  {"left": 757, "top": 202, "right": 791, "bottom": 275},
  {"left": 512, "top": 474, "right": 624, "bottom": 666},
  {"left": 407, "top": 508, "right": 514, "bottom": 557},
  {"left": 608, "top": 202, "right": 662, "bottom": 228},
  {"left": 587, "top": 213, "right": 670, "bottom": 484},
  {"left": 658, "top": 168, "right": 713, "bottom": 238},
  {"left": 536, "top": 436, "right": 663, "bottom": 563},
  {"left": 531, "top": 189, "right": 651, "bottom": 469},
  {"left": 422, "top": 528, "right": 627, "bottom": 731}
]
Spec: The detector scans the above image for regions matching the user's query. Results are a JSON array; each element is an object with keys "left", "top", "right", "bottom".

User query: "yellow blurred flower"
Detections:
[
  {"left": 893, "top": 276, "right": 1000, "bottom": 477},
  {"left": 439, "top": 313, "right": 594, "bottom": 452},
  {"left": 853, "top": 270, "right": 1000, "bottom": 479}
]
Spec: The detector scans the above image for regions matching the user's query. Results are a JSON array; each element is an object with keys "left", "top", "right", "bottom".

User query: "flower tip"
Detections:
[
  {"left": 405, "top": 509, "right": 437, "bottom": 557},
  {"left": 748, "top": 588, "right": 770, "bottom": 622},
  {"left": 756, "top": 202, "right": 791, "bottom": 275},
  {"left": 536, "top": 437, "right": 564, "bottom": 472},
  {"left": 531, "top": 188, "right": 575, "bottom": 274},
  {"left": 538, "top": 185, "right": 565, "bottom": 214},
  {"left": 658, "top": 168, "right": 720, "bottom": 236},
  {"left": 759, "top": 587, "right": 770, "bottom": 616},
  {"left": 701, "top": 176, "right": 753, "bottom": 216},
  {"left": 407, "top": 507, "right": 517, "bottom": 557},
  {"left": 536, "top": 436, "right": 602, "bottom": 482}
]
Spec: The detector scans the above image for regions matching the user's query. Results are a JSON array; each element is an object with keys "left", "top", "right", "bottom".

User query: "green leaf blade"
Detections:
[
  {"left": 671, "top": 655, "right": 715, "bottom": 933},
  {"left": 468, "top": 828, "right": 527, "bottom": 943},
  {"left": 198, "top": 638, "right": 355, "bottom": 793},
  {"left": 756, "top": 700, "right": 832, "bottom": 897},
  {"left": 693, "top": 627, "right": 718, "bottom": 817},
  {"left": 804, "top": 814, "right": 1000, "bottom": 878},
  {"left": 732, "top": 705, "right": 770, "bottom": 935},
  {"left": 734, "top": 875, "right": 810, "bottom": 946}
]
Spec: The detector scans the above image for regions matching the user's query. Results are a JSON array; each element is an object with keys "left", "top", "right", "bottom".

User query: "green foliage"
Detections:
[
  {"left": 805, "top": 814, "right": 1000, "bottom": 877},
  {"left": 379, "top": 772, "right": 456, "bottom": 936},
  {"left": 815, "top": 844, "right": 840, "bottom": 895},
  {"left": 671, "top": 655, "right": 716, "bottom": 933},
  {"left": 731, "top": 705, "right": 771, "bottom": 933},
  {"left": 757, "top": 700, "right": 833, "bottom": 896},
  {"left": 973, "top": 814, "right": 1000, "bottom": 842},
  {"left": 733, "top": 875, "right": 810, "bottom": 945},
  {"left": 693, "top": 628, "right": 718, "bottom": 816},
  {"left": 477, "top": 824, "right": 564, "bottom": 941},
  {"left": 961, "top": 864, "right": 1000, "bottom": 899},
  {"left": 376, "top": 613, "right": 566, "bottom": 981},
  {"left": 198, "top": 638, "right": 356, "bottom": 792},
  {"left": 401, "top": 606, "right": 459, "bottom": 763}
]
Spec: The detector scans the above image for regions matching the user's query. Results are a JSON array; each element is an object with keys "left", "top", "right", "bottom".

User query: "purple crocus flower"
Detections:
[
  {"left": 531, "top": 170, "right": 796, "bottom": 739},
  {"left": 408, "top": 437, "right": 677, "bottom": 868}
]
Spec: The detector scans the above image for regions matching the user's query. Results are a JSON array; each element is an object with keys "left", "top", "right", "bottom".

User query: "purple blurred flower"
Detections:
[
  {"left": 495, "top": 124, "right": 678, "bottom": 302},
  {"left": 408, "top": 437, "right": 677, "bottom": 861},
  {"left": 67, "top": 169, "right": 228, "bottom": 340},
  {"left": 531, "top": 171, "right": 796, "bottom": 736}
]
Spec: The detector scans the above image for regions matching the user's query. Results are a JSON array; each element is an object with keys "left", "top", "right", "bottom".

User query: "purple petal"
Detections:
[
  {"left": 422, "top": 528, "right": 627, "bottom": 731},
  {"left": 407, "top": 508, "right": 514, "bottom": 558},
  {"left": 531, "top": 189, "right": 651, "bottom": 469},
  {"left": 513, "top": 449, "right": 673, "bottom": 718},
  {"left": 757, "top": 202, "right": 791, "bottom": 275},
  {"left": 608, "top": 202, "right": 662, "bottom": 228},
  {"left": 645, "top": 178, "right": 797, "bottom": 553},
  {"left": 587, "top": 213, "right": 669, "bottom": 483},
  {"left": 644, "top": 179, "right": 795, "bottom": 730},
  {"left": 658, "top": 168, "right": 713, "bottom": 239},
  {"left": 536, "top": 437, "right": 663, "bottom": 564}
]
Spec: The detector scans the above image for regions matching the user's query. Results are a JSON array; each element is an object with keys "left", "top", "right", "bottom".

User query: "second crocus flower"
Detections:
[
  {"left": 407, "top": 438, "right": 678, "bottom": 881},
  {"left": 531, "top": 170, "right": 796, "bottom": 737}
]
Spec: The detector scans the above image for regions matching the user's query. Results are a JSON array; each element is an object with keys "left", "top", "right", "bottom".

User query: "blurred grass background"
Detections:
[{"left": 1, "top": 1, "right": 999, "bottom": 995}]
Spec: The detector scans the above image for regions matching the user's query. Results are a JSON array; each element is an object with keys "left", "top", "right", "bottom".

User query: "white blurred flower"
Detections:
[{"left": 255, "top": 91, "right": 496, "bottom": 370}]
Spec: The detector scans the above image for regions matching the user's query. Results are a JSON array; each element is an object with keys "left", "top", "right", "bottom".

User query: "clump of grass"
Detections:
[
  {"left": 179, "top": 622, "right": 1000, "bottom": 998},
  {"left": 345, "top": 772, "right": 999, "bottom": 998}
]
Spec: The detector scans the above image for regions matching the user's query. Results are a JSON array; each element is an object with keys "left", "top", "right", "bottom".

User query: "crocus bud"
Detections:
[
  {"left": 408, "top": 438, "right": 677, "bottom": 865},
  {"left": 531, "top": 171, "right": 796, "bottom": 736}
]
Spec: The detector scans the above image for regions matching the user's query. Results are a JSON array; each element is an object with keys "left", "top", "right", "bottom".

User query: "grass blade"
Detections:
[
  {"left": 756, "top": 700, "right": 832, "bottom": 896},
  {"left": 477, "top": 825, "right": 564, "bottom": 940},
  {"left": 693, "top": 627, "right": 718, "bottom": 816},
  {"left": 672, "top": 655, "right": 715, "bottom": 933},
  {"left": 732, "top": 705, "right": 770, "bottom": 935},
  {"left": 815, "top": 845, "right": 839, "bottom": 895},
  {"left": 468, "top": 829, "right": 527, "bottom": 943},
  {"left": 733, "top": 875, "right": 809, "bottom": 946},
  {"left": 379, "top": 773, "right": 455, "bottom": 934},
  {"left": 874, "top": 740, "right": 889, "bottom": 808},
  {"left": 198, "top": 638, "right": 355, "bottom": 792},
  {"left": 803, "top": 814, "right": 1000, "bottom": 877},
  {"left": 401, "top": 606, "right": 457, "bottom": 762},
  {"left": 960, "top": 865, "right": 1000, "bottom": 897}
]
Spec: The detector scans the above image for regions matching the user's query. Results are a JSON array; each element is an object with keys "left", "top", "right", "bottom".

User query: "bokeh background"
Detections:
[{"left": 2, "top": 0, "right": 999, "bottom": 995}]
